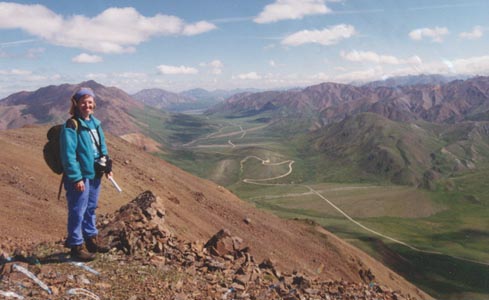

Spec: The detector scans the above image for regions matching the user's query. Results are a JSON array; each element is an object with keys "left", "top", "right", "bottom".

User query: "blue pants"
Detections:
[{"left": 65, "top": 178, "right": 102, "bottom": 246}]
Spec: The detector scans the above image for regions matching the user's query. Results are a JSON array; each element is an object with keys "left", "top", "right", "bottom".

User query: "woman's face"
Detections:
[{"left": 76, "top": 96, "right": 95, "bottom": 119}]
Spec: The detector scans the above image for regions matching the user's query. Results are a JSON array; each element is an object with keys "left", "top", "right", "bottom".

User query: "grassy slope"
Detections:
[{"left": 302, "top": 113, "right": 446, "bottom": 185}]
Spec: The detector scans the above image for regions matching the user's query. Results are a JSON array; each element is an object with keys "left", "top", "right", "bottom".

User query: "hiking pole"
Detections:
[{"left": 108, "top": 176, "right": 122, "bottom": 193}]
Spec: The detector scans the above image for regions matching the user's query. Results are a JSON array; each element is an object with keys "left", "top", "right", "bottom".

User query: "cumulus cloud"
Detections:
[
  {"left": 282, "top": 24, "right": 356, "bottom": 46},
  {"left": 0, "top": 68, "right": 61, "bottom": 87},
  {"left": 72, "top": 53, "right": 103, "bottom": 63},
  {"left": 157, "top": 64, "right": 198, "bottom": 75},
  {"left": 0, "top": 3, "right": 217, "bottom": 54},
  {"left": 327, "top": 54, "right": 489, "bottom": 84},
  {"left": 310, "top": 72, "right": 331, "bottom": 81},
  {"left": 459, "top": 26, "right": 484, "bottom": 40},
  {"left": 340, "top": 50, "right": 422, "bottom": 65},
  {"left": 235, "top": 72, "right": 262, "bottom": 80},
  {"left": 117, "top": 72, "right": 148, "bottom": 79},
  {"left": 86, "top": 73, "right": 108, "bottom": 80},
  {"left": 332, "top": 67, "right": 383, "bottom": 83},
  {"left": 254, "top": 0, "right": 330, "bottom": 23},
  {"left": 409, "top": 27, "right": 449, "bottom": 42},
  {"left": 0, "top": 69, "right": 32, "bottom": 76},
  {"left": 200, "top": 60, "right": 224, "bottom": 75},
  {"left": 183, "top": 21, "right": 217, "bottom": 36},
  {"left": 87, "top": 72, "right": 148, "bottom": 82},
  {"left": 450, "top": 55, "right": 489, "bottom": 75}
]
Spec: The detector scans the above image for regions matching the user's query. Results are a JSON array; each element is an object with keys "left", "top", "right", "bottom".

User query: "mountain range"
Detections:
[
  {"left": 4, "top": 75, "right": 489, "bottom": 131},
  {"left": 209, "top": 76, "right": 489, "bottom": 125}
]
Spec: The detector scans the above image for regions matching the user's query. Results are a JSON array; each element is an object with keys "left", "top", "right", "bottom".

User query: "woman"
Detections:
[{"left": 60, "top": 87, "right": 112, "bottom": 261}]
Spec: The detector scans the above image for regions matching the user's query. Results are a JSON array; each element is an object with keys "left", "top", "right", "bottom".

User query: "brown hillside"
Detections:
[{"left": 0, "top": 126, "right": 431, "bottom": 299}]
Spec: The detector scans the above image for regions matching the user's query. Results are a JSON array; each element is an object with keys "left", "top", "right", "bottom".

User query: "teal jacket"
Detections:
[{"left": 60, "top": 115, "right": 108, "bottom": 183}]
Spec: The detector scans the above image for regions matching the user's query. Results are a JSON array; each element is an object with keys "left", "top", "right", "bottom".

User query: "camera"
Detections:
[{"left": 94, "top": 155, "right": 112, "bottom": 177}]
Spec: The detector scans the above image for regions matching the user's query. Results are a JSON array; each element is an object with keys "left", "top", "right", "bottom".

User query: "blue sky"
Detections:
[{"left": 1, "top": 0, "right": 489, "bottom": 97}]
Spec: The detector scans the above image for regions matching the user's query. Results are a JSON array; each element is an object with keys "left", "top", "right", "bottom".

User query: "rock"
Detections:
[
  {"left": 258, "top": 258, "right": 276, "bottom": 270},
  {"left": 359, "top": 268, "right": 375, "bottom": 283},
  {"left": 233, "top": 273, "right": 251, "bottom": 286},
  {"left": 150, "top": 255, "right": 166, "bottom": 268},
  {"left": 231, "top": 282, "right": 246, "bottom": 291},
  {"left": 98, "top": 191, "right": 171, "bottom": 256},
  {"left": 205, "top": 229, "right": 247, "bottom": 258},
  {"left": 95, "top": 282, "right": 112, "bottom": 289},
  {"left": 304, "top": 288, "right": 319, "bottom": 295}
]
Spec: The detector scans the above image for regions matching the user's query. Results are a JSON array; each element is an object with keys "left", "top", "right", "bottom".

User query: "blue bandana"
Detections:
[{"left": 73, "top": 88, "right": 95, "bottom": 102}]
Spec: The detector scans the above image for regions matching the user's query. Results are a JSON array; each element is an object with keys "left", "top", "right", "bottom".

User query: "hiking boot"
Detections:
[
  {"left": 86, "top": 235, "right": 110, "bottom": 253},
  {"left": 70, "top": 244, "right": 95, "bottom": 262}
]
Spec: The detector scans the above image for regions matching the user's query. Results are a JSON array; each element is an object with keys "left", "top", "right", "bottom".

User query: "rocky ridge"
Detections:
[
  {"left": 1, "top": 191, "right": 417, "bottom": 300},
  {"left": 209, "top": 76, "right": 489, "bottom": 125}
]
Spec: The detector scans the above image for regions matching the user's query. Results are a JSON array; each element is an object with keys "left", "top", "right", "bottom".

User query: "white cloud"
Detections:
[
  {"left": 269, "top": 60, "right": 276, "bottom": 67},
  {"left": 310, "top": 72, "right": 331, "bottom": 81},
  {"left": 409, "top": 27, "right": 449, "bottom": 42},
  {"left": 333, "top": 67, "right": 384, "bottom": 83},
  {"left": 254, "top": 0, "right": 330, "bottom": 23},
  {"left": 450, "top": 55, "right": 489, "bottom": 75},
  {"left": 341, "top": 50, "right": 422, "bottom": 65},
  {"left": 117, "top": 72, "right": 148, "bottom": 79},
  {"left": 157, "top": 64, "right": 198, "bottom": 75},
  {"left": 0, "top": 68, "right": 62, "bottom": 92},
  {"left": 0, "top": 3, "right": 216, "bottom": 54},
  {"left": 208, "top": 60, "right": 224, "bottom": 69},
  {"left": 459, "top": 26, "right": 484, "bottom": 40},
  {"left": 183, "top": 21, "right": 217, "bottom": 36},
  {"left": 0, "top": 69, "right": 32, "bottom": 76},
  {"left": 324, "top": 54, "right": 489, "bottom": 84},
  {"left": 72, "top": 53, "right": 103, "bottom": 63},
  {"left": 235, "top": 72, "right": 262, "bottom": 80},
  {"left": 86, "top": 73, "right": 109, "bottom": 80},
  {"left": 210, "top": 60, "right": 224, "bottom": 75},
  {"left": 282, "top": 24, "right": 356, "bottom": 46},
  {"left": 200, "top": 60, "right": 224, "bottom": 75}
]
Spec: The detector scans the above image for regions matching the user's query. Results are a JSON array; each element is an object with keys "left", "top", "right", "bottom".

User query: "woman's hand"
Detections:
[
  {"left": 74, "top": 180, "right": 85, "bottom": 192},
  {"left": 105, "top": 171, "right": 113, "bottom": 179}
]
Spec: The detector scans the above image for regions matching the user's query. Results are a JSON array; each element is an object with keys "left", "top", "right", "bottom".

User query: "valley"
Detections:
[{"left": 162, "top": 114, "right": 489, "bottom": 300}]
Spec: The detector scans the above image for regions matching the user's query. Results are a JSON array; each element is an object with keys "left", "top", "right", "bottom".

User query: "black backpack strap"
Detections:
[{"left": 57, "top": 174, "right": 65, "bottom": 201}]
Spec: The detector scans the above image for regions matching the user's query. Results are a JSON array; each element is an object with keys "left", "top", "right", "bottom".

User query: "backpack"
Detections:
[
  {"left": 43, "top": 118, "right": 79, "bottom": 200},
  {"left": 43, "top": 118, "right": 78, "bottom": 174}
]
